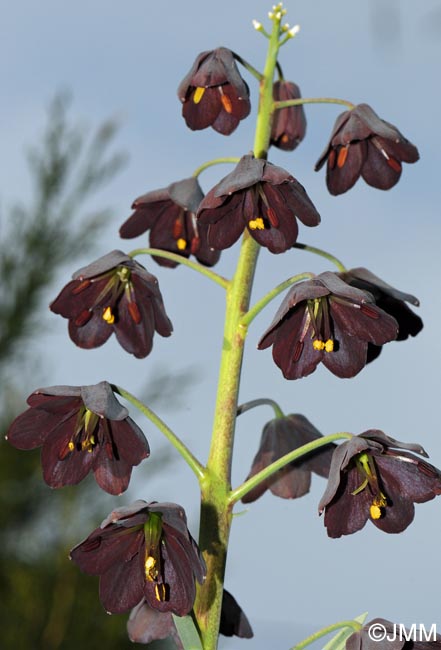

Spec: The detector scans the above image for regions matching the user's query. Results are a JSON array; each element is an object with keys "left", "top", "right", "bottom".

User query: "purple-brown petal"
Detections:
[{"left": 99, "top": 551, "right": 145, "bottom": 614}]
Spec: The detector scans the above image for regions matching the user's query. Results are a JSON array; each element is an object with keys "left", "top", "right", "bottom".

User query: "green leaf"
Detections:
[{"left": 172, "top": 615, "right": 203, "bottom": 650}]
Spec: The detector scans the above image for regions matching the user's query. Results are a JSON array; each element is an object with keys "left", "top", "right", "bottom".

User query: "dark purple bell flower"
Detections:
[
  {"left": 258, "top": 272, "right": 398, "bottom": 380},
  {"left": 318, "top": 431, "right": 441, "bottom": 538},
  {"left": 70, "top": 501, "right": 206, "bottom": 616},
  {"left": 119, "top": 177, "right": 220, "bottom": 268},
  {"left": 50, "top": 250, "right": 172, "bottom": 358},
  {"left": 242, "top": 414, "right": 335, "bottom": 503},
  {"left": 271, "top": 80, "right": 306, "bottom": 151},
  {"left": 340, "top": 267, "right": 423, "bottom": 363},
  {"left": 197, "top": 154, "right": 320, "bottom": 254},
  {"left": 315, "top": 103, "right": 419, "bottom": 195},
  {"left": 6, "top": 382, "right": 149, "bottom": 495},
  {"left": 177, "top": 47, "right": 251, "bottom": 135}
]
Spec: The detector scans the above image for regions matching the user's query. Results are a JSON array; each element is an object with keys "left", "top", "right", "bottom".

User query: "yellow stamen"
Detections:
[
  {"left": 370, "top": 494, "right": 387, "bottom": 520},
  {"left": 102, "top": 306, "right": 115, "bottom": 324},
  {"left": 193, "top": 87, "right": 205, "bottom": 104},
  {"left": 176, "top": 238, "right": 187, "bottom": 250},
  {"left": 248, "top": 217, "right": 265, "bottom": 230},
  {"left": 81, "top": 435, "right": 95, "bottom": 452},
  {"left": 155, "top": 584, "right": 166, "bottom": 602},
  {"left": 145, "top": 555, "right": 158, "bottom": 581},
  {"left": 68, "top": 441, "right": 75, "bottom": 451},
  {"left": 324, "top": 339, "right": 334, "bottom": 353},
  {"left": 313, "top": 340, "right": 325, "bottom": 351},
  {"left": 370, "top": 504, "right": 382, "bottom": 519}
]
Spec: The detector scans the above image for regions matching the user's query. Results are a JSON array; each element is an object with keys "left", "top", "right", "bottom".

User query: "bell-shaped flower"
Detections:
[
  {"left": 197, "top": 154, "right": 320, "bottom": 254},
  {"left": 318, "top": 431, "right": 441, "bottom": 538},
  {"left": 50, "top": 250, "right": 172, "bottom": 358},
  {"left": 271, "top": 80, "right": 306, "bottom": 151},
  {"left": 119, "top": 177, "right": 220, "bottom": 268},
  {"left": 70, "top": 501, "right": 206, "bottom": 616},
  {"left": 177, "top": 47, "right": 251, "bottom": 135},
  {"left": 258, "top": 272, "right": 398, "bottom": 379},
  {"left": 340, "top": 267, "right": 423, "bottom": 363},
  {"left": 241, "top": 414, "right": 335, "bottom": 503},
  {"left": 315, "top": 103, "right": 419, "bottom": 195},
  {"left": 6, "top": 382, "right": 149, "bottom": 495}
]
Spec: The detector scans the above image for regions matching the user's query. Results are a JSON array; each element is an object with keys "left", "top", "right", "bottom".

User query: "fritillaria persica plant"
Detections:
[{"left": 6, "top": 4, "right": 440, "bottom": 650}]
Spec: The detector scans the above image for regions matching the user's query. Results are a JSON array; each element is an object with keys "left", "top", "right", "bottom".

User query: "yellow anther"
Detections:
[
  {"left": 102, "top": 306, "right": 115, "bottom": 324},
  {"left": 193, "top": 87, "right": 205, "bottom": 104},
  {"left": 155, "top": 584, "right": 166, "bottom": 602},
  {"left": 81, "top": 435, "right": 95, "bottom": 452},
  {"left": 324, "top": 339, "right": 334, "bottom": 353},
  {"left": 176, "top": 238, "right": 187, "bottom": 250},
  {"left": 248, "top": 217, "right": 265, "bottom": 230},
  {"left": 145, "top": 555, "right": 158, "bottom": 581},
  {"left": 68, "top": 441, "right": 75, "bottom": 451},
  {"left": 313, "top": 340, "right": 325, "bottom": 351},
  {"left": 370, "top": 494, "right": 387, "bottom": 520},
  {"left": 370, "top": 504, "right": 382, "bottom": 520}
]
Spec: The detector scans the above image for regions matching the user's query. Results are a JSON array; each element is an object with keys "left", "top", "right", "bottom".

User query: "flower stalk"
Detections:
[
  {"left": 194, "top": 10, "right": 285, "bottom": 649},
  {"left": 128, "top": 248, "right": 229, "bottom": 289},
  {"left": 228, "top": 432, "right": 354, "bottom": 505},
  {"left": 113, "top": 385, "right": 205, "bottom": 481},
  {"left": 290, "top": 620, "right": 363, "bottom": 650}
]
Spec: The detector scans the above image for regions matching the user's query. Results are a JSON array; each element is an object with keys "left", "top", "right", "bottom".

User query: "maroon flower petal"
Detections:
[
  {"left": 68, "top": 310, "right": 113, "bottom": 349},
  {"left": 323, "top": 465, "right": 372, "bottom": 538},
  {"left": 93, "top": 453, "right": 132, "bottom": 496},
  {"left": 362, "top": 140, "right": 402, "bottom": 190},
  {"left": 99, "top": 550, "right": 145, "bottom": 614},
  {"left": 330, "top": 300, "right": 398, "bottom": 345},
  {"left": 127, "top": 601, "right": 183, "bottom": 646},
  {"left": 113, "top": 289, "right": 155, "bottom": 358},
  {"left": 70, "top": 525, "right": 144, "bottom": 575},
  {"left": 321, "top": 326, "right": 368, "bottom": 378},
  {"left": 41, "top": 413, "right": 95, "bottom": 488},
  {"left": 326, "top": 141, "right": 366, "bottom": 195},
  {"left": 6, "top": 408, "right": 58, "bottom": 449},
  {"left": 271, "top": 309, "right": 323, "bottom": 380}
]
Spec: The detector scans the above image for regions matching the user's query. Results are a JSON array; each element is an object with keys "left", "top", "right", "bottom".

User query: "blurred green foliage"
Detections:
[{"left": 0, "top": 94, "right": 136, "bottom": 649}]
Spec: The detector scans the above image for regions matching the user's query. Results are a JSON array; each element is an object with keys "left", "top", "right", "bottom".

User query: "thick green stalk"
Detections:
[{"left": 194, "top": 12, "right": 284, "bottom": 650}]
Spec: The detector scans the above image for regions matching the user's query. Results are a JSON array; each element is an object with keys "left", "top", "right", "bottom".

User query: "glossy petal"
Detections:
[
  {"left": 178, "top": 47, "right": 250, "bottom": 134},
  {"left": 319, "top": 432, "right": 441, "bottom": 537},
  {"left": 7, "top": 383, "right": 150, "bottom": 494},
  {"left": 315, "top": 103, "right": 419, "bottom": 194}
]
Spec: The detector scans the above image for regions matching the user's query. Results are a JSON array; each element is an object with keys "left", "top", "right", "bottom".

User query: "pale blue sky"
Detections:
[{"left": 2, "top": 1, "right": 441, "bottom": 648}]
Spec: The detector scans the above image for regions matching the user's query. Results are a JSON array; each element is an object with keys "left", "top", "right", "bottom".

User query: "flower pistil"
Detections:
[
  {"left": 144, "top": 513, "right": 167, "bottom": 602},
  {"left": 352, "top": 452, "right": 388, "bottom": 521}
]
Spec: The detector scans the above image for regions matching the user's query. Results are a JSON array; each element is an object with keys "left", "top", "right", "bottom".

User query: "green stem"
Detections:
[
  {"left": 241, "top": 272, "right": 314, "bottom": 328},
  {"left": 291, "top": 620, "right": 362, "bottom": 650},
  {"left": 194, "top": 11, "right": 284, "bottom": 650},
  {"left": 274, "top": 97, "right": 355, "bottom": 110},
  {"left": 192, "top": 157, "right": 240, "bottom": 178},
  {"left": 237, "top": 397, "right": 285, "bottom": 419},
  {"left": 113, "top": 385, "right": 205, "bottom": 481},
  {"left": 293, "top": 243, "right": 347, "bottom": 272},
  {"left": 128, "top": 248, "right": 229, "bottom": 289},
  {"left": 233, "top": 52, "right": 264, "bottom": 81},
  {"left": 228, "top": 432, "right": 353, "bottom": 505}
]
